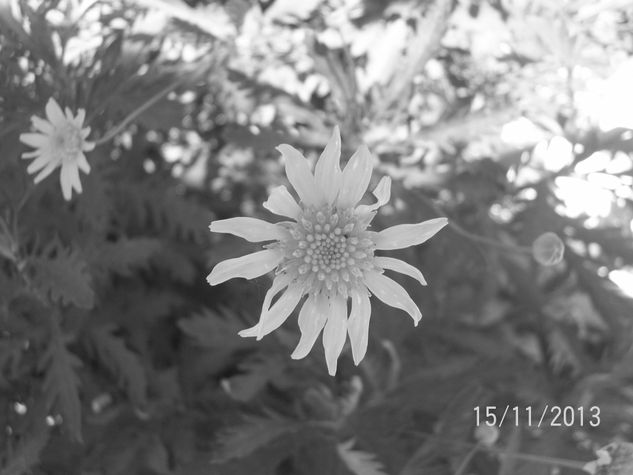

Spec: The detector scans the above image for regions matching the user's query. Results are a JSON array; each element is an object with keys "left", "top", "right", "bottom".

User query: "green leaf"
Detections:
[
  {"left": 178, "top": 308, "right": 247, "bottom": 349},
  {"left": 0, "top": 428, "right": 49, "bottom": 475},
  {"left": 224, "top": 355, "right": 285, "bottom": 402},
  {"left": 85, "top": 324, "right": 148, "bottom": 408},
  {"left": 337, "top": 440, "right": 389, "bottom": 475},
  {"left": 30, "top": 245, "right": 95, "bottom": 309},
  {"left": 38, "top": 323, "right": 83, "bottom": 442},
  {"left": 94, "top": 237, "right": 162, "bottom": 277},
  {"left": 120, "top": 185, "right": 212, "bottom": 244},
  {"left": 213, "top": 413, "right": 301, "bottom": 462}
]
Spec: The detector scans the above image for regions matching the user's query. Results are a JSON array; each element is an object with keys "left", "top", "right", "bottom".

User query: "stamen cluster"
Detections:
[
  {"left": 279, "top": 206, "right": 375, "bottom": 297},
  {"left": 54, "top": 125, "right": 83, "bottom": 160}
]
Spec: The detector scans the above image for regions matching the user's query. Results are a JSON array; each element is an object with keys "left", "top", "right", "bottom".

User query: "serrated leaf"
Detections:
[
  {"left": 178, "top": 308, "right": 247, "bottom": 349},
  {"left": 38, "top": 324, "right": 82, "bottom": 442},
  {"left": 224, "top": 355, "right": 285, "bottom": 402},
  {"left": 214, "top": 414, "right": 301, "bottom": 462},
  {"left": 149, "top": 244, "right": 197, "bottom": 283},
  {"left": 95, "top": 237, "right": 162, "bottom": 277},
  {"left": 0, "top": 428, "right": 49, "bottom": 475},
  {"left": 337, "top": 440, "right": 389, "bottom": 475},
  {"left": 120, "top": 185, "right": 212, "bottom": 244},
  {"left": 30, "top": 246, "right": 95, "bottom": 309},
  {"left": 85, "top": 325, "right": 147, "bottom": 408}
]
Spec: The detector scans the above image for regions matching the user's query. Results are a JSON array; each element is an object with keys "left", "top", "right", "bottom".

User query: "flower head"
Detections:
[
  {"left": 207, "top": 127, "right": 447, "bottom": 375},
  {"left": 19, "top": 98, "right": 95, "bottom": 201}
]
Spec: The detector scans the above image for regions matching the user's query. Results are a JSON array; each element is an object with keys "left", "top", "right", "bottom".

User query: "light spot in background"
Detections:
[
  {"left": 575, "top": 150, "right": 611, "bottom": 174},
  {"left": 610, "top": 269, "right": 633, "bottom": 298},
  {"left": 500, "top": 117, "right": 546, "bottom": 148},
  {"left": 554, "top": 177, "right": 613, "bottom": 220},
  {"left": 594, "top": 59, "right": 633, "bottom": 130},
  {"left": 532, "top": 136, "right": 574, "bottom": 172}
]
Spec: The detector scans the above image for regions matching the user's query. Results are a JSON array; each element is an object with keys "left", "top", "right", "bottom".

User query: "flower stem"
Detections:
[
  {"left": 409, "top": 188, "right": 532, "bottom": 255},
  {"left": 93, "top": 77, "right": 186, "bottom": 146},
  {"left": 411, "top": 431, "right": 587, "bottom": 470}
]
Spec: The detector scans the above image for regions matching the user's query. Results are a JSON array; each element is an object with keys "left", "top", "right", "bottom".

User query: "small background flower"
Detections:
[{"left": 19, "top": 97, "right": 94, "bottom": 201}]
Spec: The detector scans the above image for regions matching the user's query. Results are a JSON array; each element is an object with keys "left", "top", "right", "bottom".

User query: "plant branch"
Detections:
[{"left": 92, "top": 77, "right": 186, "bottom": 146}]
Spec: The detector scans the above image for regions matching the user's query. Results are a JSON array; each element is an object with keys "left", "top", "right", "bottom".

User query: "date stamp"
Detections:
[{"left": 474, "top": 405, "right": 600, "bottom": 428}]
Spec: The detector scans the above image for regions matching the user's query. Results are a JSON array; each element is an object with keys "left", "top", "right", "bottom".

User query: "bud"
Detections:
[
  {"left": 583, "top": 442, "right": 633, "bottom": 475},
  {"left": 474, "top": 425, "right": 499, "bottom": 447},
  {"left": 532, "top": 232, "right": 565, "bottom": 266}
]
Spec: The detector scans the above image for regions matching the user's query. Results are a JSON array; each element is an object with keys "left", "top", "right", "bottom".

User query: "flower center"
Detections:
[
  {"left": 279, "top": 206, "right": 375, "bottom": 297},
  {"left": 53, "top": 124, "right": 83, "bottom": 160}
]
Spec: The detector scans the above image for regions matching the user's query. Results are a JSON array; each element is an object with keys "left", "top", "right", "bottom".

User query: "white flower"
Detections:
[
  {"left": 207, "top": 127, "right": 448, "bottom": 375},
  {"left": 19, "top": 98, "right": 95, "bottom": 201}
]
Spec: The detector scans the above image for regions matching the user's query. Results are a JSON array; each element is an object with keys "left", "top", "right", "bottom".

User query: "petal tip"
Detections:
[{"left": 206, "top": 272, "right": 219, "bottom": 286}]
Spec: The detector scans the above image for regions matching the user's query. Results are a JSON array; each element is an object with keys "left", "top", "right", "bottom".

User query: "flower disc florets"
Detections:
[
  {"left": 278, "top": 205, "right": 375, "bottom": 297},
  {"left": 54, "top": 124, "right": 84, "bottom": 160},
  {"left": 207, "top": 126, "right": 448, "bottom": 375}
]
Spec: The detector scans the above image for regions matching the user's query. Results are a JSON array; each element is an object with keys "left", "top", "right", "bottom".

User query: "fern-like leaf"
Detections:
[
  {"left": 30, "top": 245, "right": 95, "bottom": 309},
  {"left": 0, "top": 429, "right": 49, "bottom": 475},
  {"left": 85, "top": 324, "right": 147, "bottom": 408},
  {"left": 94, "top": 237, "right": 162, "bottom": 277},
  {"left": 337, "top": 440, "right": 389, "bottom": 475},
  {"left": 213, "top": 413, "right": 301, "bottom": 462},
  {"left": 38, "top": 323, "right": 82, "bottom": 442},
  {"left": 119, "top": 185, "right": 212, "bottom": 244}
]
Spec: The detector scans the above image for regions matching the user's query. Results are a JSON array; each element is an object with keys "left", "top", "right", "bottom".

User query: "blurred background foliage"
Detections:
[{"left": 1, "top": 0, "right": 633, "bottom": 474}]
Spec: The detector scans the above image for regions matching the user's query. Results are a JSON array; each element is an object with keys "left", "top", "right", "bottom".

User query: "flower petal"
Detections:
[
  {"left": 322, "top": 295, "right": 348, "bottom": 376},
  {"left": 314, "top": 126, "right": 342, "bottom": 205},
  {"left": 76, "top": 153, "right": 91, "bottom": 174},
  {"left": 22, "top": 150, "right": 41, "bottom": 159},
  {"left": 263, "top": 185, "right": 302, "bottom": 219},
  {"left": 26, "top": 154, "right": 52, "bottom": 174},
  {"left": 207, "top": 249, "right": 282, "bottom": 286},
  {"left": 338, "top": 144, "right": 373, "bottom": 208},
  {"left": 31, "top": 115, "right": 53, "bottom": 134},
  {"left": 347, "top": 289, "right": 371, "bottom": 365},
  {"left": 374, "top": 256, "right": 427, "bottom": 286},
  {"left": 70, "top": 164, "right": 82, "bottom": 194},
  {"left": 45, "top": 98, "right": 65, "bottom": 124},
  {"left": 239, "top": 273, "right": 293, "bottom": 338},
  {"left": 364, "top": 270, "right": 422, "bottom": 325},
  {"left": 373, "top": 217, "right": 448, "bottom": 250},
  {"left": 355, "top": 176, "right": 391, "bottom": 216},
  {"left": 291, "top": 294, "right": 328, "bottom": 360},
  {"left": 210, "top": 217, "right": 286, "bottom": 242},
  {"left": 60, "top": 164, "right": 75, "bottom": 200},
  {"left": 19, "top": 133, "right": 48, "bottom": 148},
  {"left": 82, "top": 139, "right": 95, "bottom": 151},
  {"left": 32, "top": 161, "right": 58, "bottom": 183},
  {"left": 254, "top": 284, "right": 304, "bottom": 340},
  {"left": 277, "top": 144, "right": 322, "bottom": 206},
  {"left": 74, "top": 108, "right": 86, "bottom": 126}
]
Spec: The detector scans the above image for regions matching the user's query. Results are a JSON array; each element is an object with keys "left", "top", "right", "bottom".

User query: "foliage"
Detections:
[{"left": 1, "top": 0, "right": 633, "bottom": 474}]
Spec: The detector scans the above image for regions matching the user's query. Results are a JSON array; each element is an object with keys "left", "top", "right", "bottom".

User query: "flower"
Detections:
[
  {"left": 19, "top": 98, "right": 95, "bottom": 201},
  {"left": 207, "top": 127, "right": 447, "bottom": 375}
]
